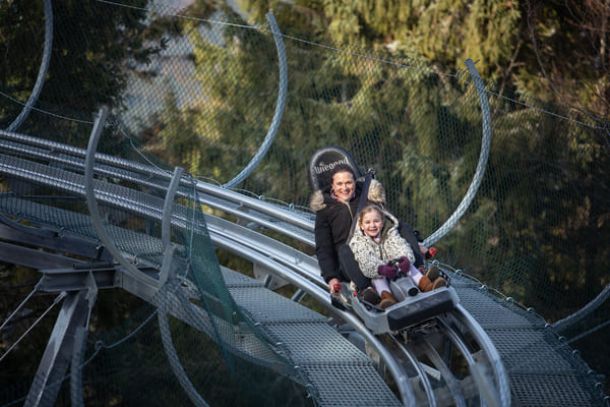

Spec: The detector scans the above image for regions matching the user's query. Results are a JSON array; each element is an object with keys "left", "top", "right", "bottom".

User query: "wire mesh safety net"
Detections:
[{"left": 0, "top": 0, "right": 608, "bottom": 405}]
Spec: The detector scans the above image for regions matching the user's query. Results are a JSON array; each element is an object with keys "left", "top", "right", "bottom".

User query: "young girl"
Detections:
[{"left": 349, "top": 205, "right": 446, "bottom": 309}]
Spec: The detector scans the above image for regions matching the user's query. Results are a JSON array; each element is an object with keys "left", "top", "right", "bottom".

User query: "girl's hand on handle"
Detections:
[
  {"left": 397, "top": 256, "right": 410, "bottom": 274},
  {"left": 377, "top": 264, "right": 397, "bottom": 280}
]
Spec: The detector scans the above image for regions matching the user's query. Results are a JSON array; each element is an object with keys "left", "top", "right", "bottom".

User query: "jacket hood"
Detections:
[
  {"left": 380, "top": 208, "right": 400, "bottom": 231},
  {"left": 309, "top": 179, "right": 386, "bottom": 212},
  {"left": 353, "top": 206, "right": 400, "bottom": 239}
]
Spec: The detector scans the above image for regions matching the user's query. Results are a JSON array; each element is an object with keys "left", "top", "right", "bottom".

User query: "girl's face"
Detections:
[
  {"left": 361, "top": 210, "right": 384, "bottom": 238},
  {"left": 331, "top": 171, "right": 355, "bottom": 202}
]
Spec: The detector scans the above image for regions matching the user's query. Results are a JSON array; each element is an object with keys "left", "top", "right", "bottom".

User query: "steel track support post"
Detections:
[
  {"left": 70, "top": 272, "right": 98, "bottom": 407},
  {"left": 24, "top": 285, "right": 96, "bottom": 407}
]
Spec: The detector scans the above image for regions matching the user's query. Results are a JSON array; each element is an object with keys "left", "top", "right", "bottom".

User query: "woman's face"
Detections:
[
  {"left": 331, "top": 171, "right": 355, "bottom": 202},
  {"left": 361, "top": 210, "right": 384, "bottom": 238}
]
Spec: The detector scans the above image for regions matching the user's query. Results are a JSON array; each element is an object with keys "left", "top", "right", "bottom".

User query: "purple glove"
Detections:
[
  {"left": 397, "top": 256, "right": 411, "bottom": 274},
  {"left": 377, "top": 264, "right": 397, "bottom": 280}
]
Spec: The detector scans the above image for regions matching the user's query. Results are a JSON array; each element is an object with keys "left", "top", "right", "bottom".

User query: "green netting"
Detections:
[{"left": 0, "top": 0, "right": 609, "bottom": 405}]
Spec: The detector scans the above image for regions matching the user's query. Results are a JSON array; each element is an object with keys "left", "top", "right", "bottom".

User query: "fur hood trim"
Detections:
[
  {"left": 309, "top": 179, "right": 386, "bottom": 212},
  {"left": 309, "top": 190, "right": 326, "bottom": 212},
  {"left": 368, "top": 179, "right": 386, "bottom": 205},
  {"left": 379, "top": 207, "right": 400, "bottom": 230}
]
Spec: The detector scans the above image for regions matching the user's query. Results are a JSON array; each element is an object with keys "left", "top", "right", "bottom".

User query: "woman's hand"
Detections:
[
  {"left": 329, "top": 278, "right": 342, "bottom": 293},
  {"left": 419, "top": 243, "right": 438, "bottom": 259}
]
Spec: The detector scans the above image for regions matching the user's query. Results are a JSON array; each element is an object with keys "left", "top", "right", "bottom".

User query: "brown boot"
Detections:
[
  {"left": 418, "top": 275, "right": 434, "bottom": 292},
  {"left": 432, "top": 277, "right": 447, "bottom": 289},
  {"left": 426, "top": 265, "right": 441, "bottom": 281},
  {"left": 379, "top": 291, "right": 397, "bottom": 309},
  {"left": 359, "top": 287, "right": 381, "bottom": 305}
]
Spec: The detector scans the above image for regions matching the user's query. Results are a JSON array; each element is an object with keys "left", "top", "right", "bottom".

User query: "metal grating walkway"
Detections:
[
  {"left": 0, "top": 147, "right": 606, "bottom": 404},
  {"left": 452, "top": 272, "right": 605, "bottom": 406},
  {"left": 223, "top": 270, "right": 401, "bottom": 406},
  {"left": 0, "top": 194, "right": 401, "bottom": 407}
]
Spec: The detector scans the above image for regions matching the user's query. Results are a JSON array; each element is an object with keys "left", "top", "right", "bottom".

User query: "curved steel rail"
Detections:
[
  {"left": 389, "top": 312, "right": 504, "bottom": 406},
  {"left": 452, "top": 305, "right": 510, "bottom": 407},
  {"left": 157, "top": 284, "right": 210, "bottom": 407},
  {"left": 0, "top": 152, "right": 413, "bottom": 405},
  {"left": 389, "top": 335, "right": 437, "bottom": 407},
  {"left": 0, "top": 134, "right": 315, "bottom": 245},
  {"left": 0, "top": 130, "right": 315, "bottom": 234},
  {"left": 0, "top": 136, "right": 509, "bottom": 406},
  {"left": 420, "top": 339, "right": 467, "bottom": 407}
]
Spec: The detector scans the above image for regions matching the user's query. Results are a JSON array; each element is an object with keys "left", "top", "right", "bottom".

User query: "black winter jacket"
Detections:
[{"left": 310, "top": 180, "right": 386, "bottom": 283}]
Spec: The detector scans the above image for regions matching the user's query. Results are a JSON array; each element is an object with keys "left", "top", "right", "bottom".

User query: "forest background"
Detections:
[{"left": 1, "top": 0, "right": 609, "bottom": 401}]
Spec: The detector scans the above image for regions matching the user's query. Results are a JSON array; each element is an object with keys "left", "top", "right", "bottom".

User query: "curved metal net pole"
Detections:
[
  {"left": 162, "top": 167, "right": 184, "bottom": 249},
  {"left": 157, "top": 290, "right": 210, "bottom": 407},
  {"left": 423, "top": 59, "right": 493, "bottom": 247},
  {"left": 7, "top": 0, "right": 53, "bottom": 132},
  {"left": 553, "top": 283, "right": 610, "bottom": 333},
  {"left": 156, "top": 167, "right": 209, "bottom": 406},
  {"left": 222, "top": 11, "right": 288, "bottom": 188},
  {"left": 84, "top": 107, "right": 159, "bottom": 288}
]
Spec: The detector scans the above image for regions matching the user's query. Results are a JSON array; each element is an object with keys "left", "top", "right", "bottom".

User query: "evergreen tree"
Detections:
[
  {"left": 0, "top": 0, "right": 168, "bottom": 143},
  {"left": 160, "top": 0, "right": 610, "bottom": 319}
]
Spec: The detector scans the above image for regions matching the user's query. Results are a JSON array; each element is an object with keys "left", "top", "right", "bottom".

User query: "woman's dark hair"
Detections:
[{"left": 329, "top": 164, "right": 356, "bottom": 183}]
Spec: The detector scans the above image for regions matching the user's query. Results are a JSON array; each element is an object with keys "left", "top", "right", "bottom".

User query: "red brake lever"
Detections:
[{"left": 425, "top": 247, "right": 438, "bottom": 259}]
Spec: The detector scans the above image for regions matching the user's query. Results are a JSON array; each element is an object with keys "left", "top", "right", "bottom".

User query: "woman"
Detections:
[{"left": 309, "top": 164, "right": 385, "bottom": 294}]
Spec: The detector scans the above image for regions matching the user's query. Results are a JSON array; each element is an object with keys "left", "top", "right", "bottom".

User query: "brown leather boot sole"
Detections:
[
  {"left": 379, "top": 291, "right": 397, "bottom": 309},
  {"left": 418, "top": 275, "right": 433, "bottom": 292},
  {"left": 426, "top": 265, "right": 441, "bottom": 281},
  {"left": 432, "top": 277, "right": 447, "bottom": 289}
]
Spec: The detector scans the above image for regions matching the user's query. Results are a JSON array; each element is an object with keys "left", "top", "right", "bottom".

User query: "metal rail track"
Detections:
[{"left": 0, "top": 131, "right": 509, "bottom": 406}]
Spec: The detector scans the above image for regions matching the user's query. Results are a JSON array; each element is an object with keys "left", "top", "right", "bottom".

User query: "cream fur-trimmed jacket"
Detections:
[{"left": 348, "top": 209, "right": 416, "bottom": 279}]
